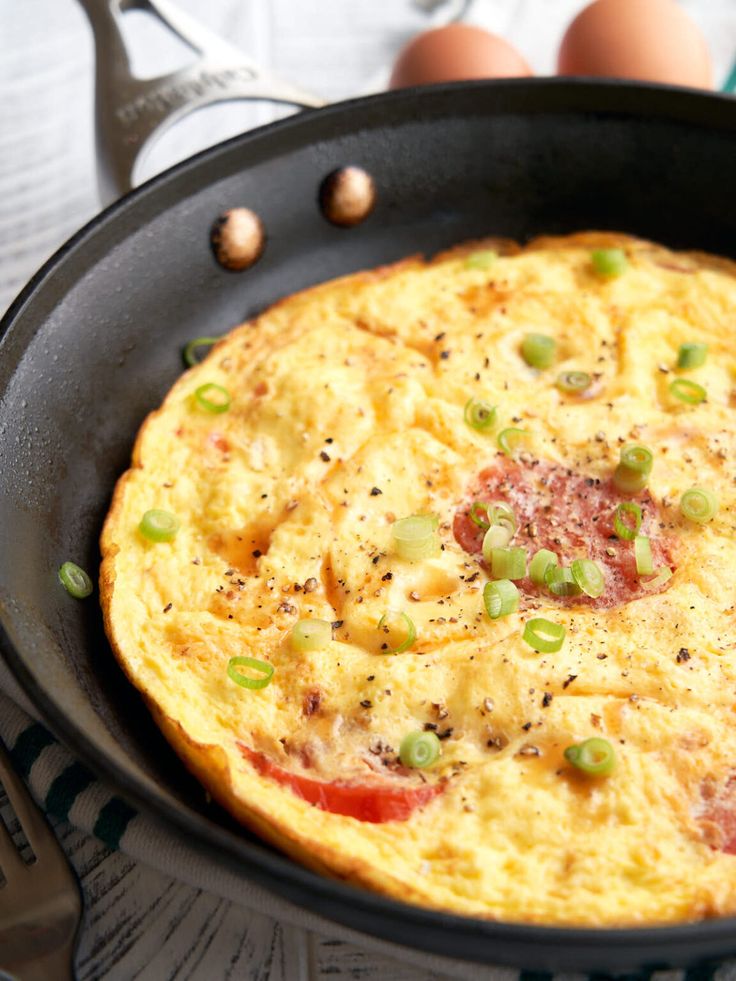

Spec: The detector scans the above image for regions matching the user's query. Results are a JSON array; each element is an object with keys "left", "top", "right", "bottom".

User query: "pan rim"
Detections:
[
  {"left": 2, "top": 74, "right": 735, "bottom": 340},
  {"left": 6, "top": 624, "right": 736, "bottom": 958},
  {"left": 2, "top": 77, "right": 736, "bottom": 967}
]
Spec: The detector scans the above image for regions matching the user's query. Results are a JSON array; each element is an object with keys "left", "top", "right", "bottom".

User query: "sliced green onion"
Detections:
[
  {"left": 194, "top": 382, "right": 231, "bottom": 414},
  {"left": 529, "top": 548, "right": 558, "bottom": 587},
  {"left": 677, "top": 342, "right": 708, "bottom": 370},
  {"left": 497, "top": 427, "right": 528, "bottom": 457},
  {"left": 464, "top": 397, "right": 497, "bottom": 432},
  {"left": 290, "top": 619, "right": 332, "bottom": 652},
  {"left": 642, "top": 566, "right": 673, "bottom": 590},
  {"left": 521, "top": 333, "right": 556, "bottom": 369},
  {"left": 523, "top": 618, "right": 566, "bottom": 653},
  {"left": 571, "top": 558, "right": 605, "bottom": 598},
  {"left": 556, "top": 370, "right": 591, "bottom": 394},
  {"left": 489, "top": 502, "right": 517, "bottom": 534},
  {"left": 620, "top": 444, "right": 653, "bottom": 472},
  {"left": 490, "top": 547, "right": 527, "bottom": 580},
  {"left": 544, "top": 565, "right": 582, "bottom": 597},
  {"left": 183, "top": 335, "right": 222, "bottom": 368},
  {"left": 399, "top": 730, "right": 441, "bottom": 769},
  {"left": 139, "top": 509, "right": 180, "bottom": 543},
  {"left": 465, "top": 249, "right": 498, "bottom": 270},
  {"left": 634, "top": 535, "right": 653, "bottom": 576},
  {"left": 613, "top": 502, "right": 642, "bottom": 541},
  {"left": 483, "top": 579, "right": 520, "bottom": 620},
  {"left": 680, "top": 486, "right": 719, "bottom": 524},
  {"left": 377, "top": 611, "right": 417, "bottom": 654},
  {"left": 591, "top": 248, "right": 628, "bottom": 278},
  {"left": 227, "top": 656, "right": 274, "bottom": 690},
  {"left": 480, "top": 502, "right": 518, "bottom": 563},
  {"left": 669, "top": 378, "right": 706, "bottom": 405},
  {"left": 469, "top": 502, "right": 491, "bottom": 530},
  {"left": 58, "top": 561, "right": 93, "bottom": 599},
  {"left": 482, "top": 523, "right": 513, "bottom": 559},
  {"left": 613, "top": 444, "right": 653, "bottom": 495},
  {"left": 392, "top": 514, "right": 439, "bottom": 562},
  {"left": 564, "top": 737, "right": 615, "bottom": 777}
]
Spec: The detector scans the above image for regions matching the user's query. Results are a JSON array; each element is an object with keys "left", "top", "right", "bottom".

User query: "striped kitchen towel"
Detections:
[
  {"left": 0, "top": 660, "right": 519, "bottom": 980},
  {"left": 0, "top": 658, "right": 732, "bottom": 981}
]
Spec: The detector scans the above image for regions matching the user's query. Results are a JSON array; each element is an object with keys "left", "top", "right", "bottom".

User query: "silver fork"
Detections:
[{"left": 0, "top": 736, "right": 82, "bottom": 981}]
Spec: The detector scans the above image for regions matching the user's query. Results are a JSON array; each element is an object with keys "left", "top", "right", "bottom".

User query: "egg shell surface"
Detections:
[
  {"left": 557, "top": 0, "right": 712, "bottom": 88},
  {"left": 390, "top": 23, "right": 531, "bottom": 88}
]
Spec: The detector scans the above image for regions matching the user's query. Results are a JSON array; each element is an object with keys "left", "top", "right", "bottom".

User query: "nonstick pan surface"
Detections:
[{"left": 2, "top": 79, "right": 736, "bottom": 972}]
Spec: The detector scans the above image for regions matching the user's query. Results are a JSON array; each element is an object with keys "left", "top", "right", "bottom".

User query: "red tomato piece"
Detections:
[
  {"left": 699, "top": 779, "right": 736, "bottom": 854},
  {"left": 238, "top": 743, "right": 443, "bottom": 823},
  {"left": 207, "top": 431, "right": 230, "bottom": 453},
  {"left": 454, "top": 458, "right": 674, "bottom": 609}
]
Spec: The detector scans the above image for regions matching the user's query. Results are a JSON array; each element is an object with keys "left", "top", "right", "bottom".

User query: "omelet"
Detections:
[{"left": 100, "top": 232, "right": 736, "bottom": 926}]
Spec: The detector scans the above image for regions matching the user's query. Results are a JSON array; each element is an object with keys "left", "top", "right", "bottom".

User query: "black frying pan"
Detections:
[{"left": 2, "top": 78, "right": 736, "bottom": 973}]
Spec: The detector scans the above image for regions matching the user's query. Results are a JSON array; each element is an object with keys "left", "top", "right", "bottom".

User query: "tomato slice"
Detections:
[
  {"left": 207, "top": 431, "right": 231, "bottom": 453},
  {"left": 454, "top": 458, "right": 674, "bottom": 609},
  {"left": 700, "top": 780, "right": 736, "bottom": 854},
  {"left": 238, "top": 743, "right": 443, "bottom": 823}
]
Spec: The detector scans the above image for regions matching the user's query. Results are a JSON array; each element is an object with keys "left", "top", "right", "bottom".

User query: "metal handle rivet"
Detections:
[
  {"left": 210, "top": 208, "right": 265, "bottom": 271},
  {"left": 319, "top": 167, "right": 376, "bottom": 227}
]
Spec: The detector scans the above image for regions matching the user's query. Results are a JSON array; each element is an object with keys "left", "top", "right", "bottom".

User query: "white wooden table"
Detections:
[{"left": 1, "top": 1, "right": 734, "bottom": 977}]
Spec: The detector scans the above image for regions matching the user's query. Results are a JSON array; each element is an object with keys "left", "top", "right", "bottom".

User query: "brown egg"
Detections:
[
  {"left": 389, "top": 23, "right": 532, "bottom": 89},
  {"left": 558, "top": 0, "right": 712, "bottom": 89}
]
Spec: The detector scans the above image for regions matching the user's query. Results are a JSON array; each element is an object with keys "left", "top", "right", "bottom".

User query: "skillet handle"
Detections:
[{"left": 76, "top": 0, "right": 326, "bottom": 205}]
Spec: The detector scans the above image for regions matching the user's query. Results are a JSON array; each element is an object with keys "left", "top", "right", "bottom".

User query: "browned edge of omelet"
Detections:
[
  {"left": 148, "top": 704, "right": 451, "bottom": 913},
  {"left": 98, "top": 231, "right": 736, "bottom": 920}
]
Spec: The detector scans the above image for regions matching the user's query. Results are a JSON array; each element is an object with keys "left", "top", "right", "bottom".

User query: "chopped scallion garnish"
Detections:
[
  {"left": 194, "top": 382, "right": 231, "bottom": 414},
  {"left": 482, "top": 523, "right": 513, "bottom": 559},
  {"left": 399, "top": 730, "right": 441, "bottom": 768},
  {"left": 139, "top": 509, "right": 180, "bottom": 543},
  {"left": 634, "top": 535, "right": 653, "bottom": 576},
  {"left": 483, "top": 579, "right": 520, "bottom": 620},
  {"left": 570, "top": 558, "right": 605, "bottom": 598},
  {"left": 490, "top": 546, "right": 527, "bottom": 580},
  {"left": 227, "top": 656, "right": 274, "bottom": 690},
  {"left": 669, "top": 378, "right": 706, "bottom": 405},
  {"left": 521, "top": 333, "right": 556, "bottom": 369},
  {"left": 680, "top": 486, "right": 718, "bottom": 524},
  {"left": 183, "top": 335, "right": 222, "bottom": 368},
  {"left": 523, "top": 618, "right": 566, "bottom": 653},
  {"left": 377, "top": 611, "right": 417, "bottom": 654},
  {"left": 529, "top": 548, "right": 558, "bottom": 587},
  {"left": 58, "top": 561, "right": 93, "bottom": 599},
  {"left": 481, "top": 503, "right": 518, "bottom": 563},
  {"left": 497, "top": 427, "right": 528, "bottom": 457},
  {"left": 290, "top": 619, "right": 332, "bottom": 652},
  {"left": 613, "top": 444, "right": 653, "bottom": 494},
  {"left": 642, "top": 566, "right": 673, "bottom": 590},
  {"left": 469, "top": 501, "right": 490, "bottom": 530},
  {"left": 465, "top": 250, "right": 498, "bottom": 270},
  {"left": 676, "top": 342, "right": 708, "bottom": 370},
  {"left": 489, "top": 502, "right": 517, "bottom": 533},
  {"left": 620, "top": 444, "right": 653, "bottom": 472},
  {"left": 544, "top": 565, "right": 582, "bottom": 597},
  {"left": 613, "top": 502, "right": 642, "bottom": 541},
  {"left": 591, "top": 248, "right": 628, "bottom": 278},
  {"left": 564, "top": 737, "right": 615, "bottom": 776},
  {"left": 391, "top": 514, "right": 439, "bottom": 562},
  {"left": 464, "top": 398, "right": 497, "bottom": 432},
  {"left": 556, "top": 370, "right": 591, "bottom": 394}
]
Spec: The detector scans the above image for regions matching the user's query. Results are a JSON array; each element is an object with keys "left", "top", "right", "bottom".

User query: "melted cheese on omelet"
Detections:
[{"left": 101, "top": 233, "right": 736, "bottom": 925}]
